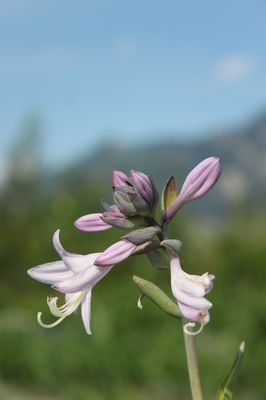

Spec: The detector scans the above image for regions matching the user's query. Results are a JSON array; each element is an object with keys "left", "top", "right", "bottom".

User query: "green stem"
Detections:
[{"left": 183, "top": 324, "right": 204, "bottom": 400}]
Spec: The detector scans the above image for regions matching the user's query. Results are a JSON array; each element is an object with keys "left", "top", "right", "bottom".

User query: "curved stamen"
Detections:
[
  {"left": 37, "top": 291, "right": 87, "bottom": 329},
  {"left": 37, "top": 312, "right": 66, "bottom": 328},
  {"left": 183, "top": 321, "right": 204, "bottom": 336}
]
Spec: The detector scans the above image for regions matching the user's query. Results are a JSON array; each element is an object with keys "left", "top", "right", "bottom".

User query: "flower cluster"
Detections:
[{"left": 28, "top": 157, "right": 221, "bottom": 334}]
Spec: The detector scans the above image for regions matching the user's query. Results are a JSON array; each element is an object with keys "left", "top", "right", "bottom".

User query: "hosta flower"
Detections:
[
  {"left": 75, "top": 169, "right": 158, "bottom": 232},
  {"left": 27, "top": 230, "right": 113, "bottom": 334},
  {"left": 169, "top": 254, "right": 214, "bottom": 325},
  {"left": 163, "top": 157, "right": 222, "bottom": 222}
]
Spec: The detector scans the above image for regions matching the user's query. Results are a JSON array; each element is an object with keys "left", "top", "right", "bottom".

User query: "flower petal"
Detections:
[
  {"left": 171, "top": 271, "right": 206, "bottom": 298},
  {"left": 53, "top": 264, "right": 113, "bottom": 293},
  {"left": 112, "top": 170, "right": 129, "bottom": 187},
  {"left": 178, "top": 302, "right": 209, "bottom": 324},
  {"left": 173, "top": 288, "right": 212, "bottom": 311},
  {"left": 178, "top": 302, "right": 202, "bottom": 321},
  {"left": 53, "top": 230, "right": 100, "bottom": 272},
  {"left": 27, "top": 261, "right": 73, "bottom": 284},
  {"left": 81, "top": 290, "right": 92, "bottom": 335},
  {"left": 74, "top": 213, "right": 112, "bottom": 232},
  {"left": 131, "top": 170, "right": 153, "bottom": 205}
]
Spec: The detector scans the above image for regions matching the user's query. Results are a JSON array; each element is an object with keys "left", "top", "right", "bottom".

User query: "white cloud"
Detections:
[{"left": 215, "top": 55, "right": 255, "bottom": 83}]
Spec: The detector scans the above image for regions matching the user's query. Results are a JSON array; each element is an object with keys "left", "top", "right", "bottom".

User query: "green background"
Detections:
[{"left": 0, "top": 137, "right": 265, "bottom": 400}]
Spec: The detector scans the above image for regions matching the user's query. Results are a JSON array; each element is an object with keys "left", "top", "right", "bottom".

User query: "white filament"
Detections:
[
  {"left": 37, "top": 291, "right": 86, "bottom": 329},
  {"left": 137, "top": 294, "right": 144, "bottom": 310},
  {"left": 183, "top": 321, "right": 204, "bottom": 336}
]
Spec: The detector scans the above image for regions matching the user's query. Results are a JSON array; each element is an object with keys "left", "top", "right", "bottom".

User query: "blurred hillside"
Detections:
[
  {"left": 0, "top": 113, "right": 266, "bottom": 399},
  {"left": 57, "top": 112, "right": 266, "bottom": 219}
]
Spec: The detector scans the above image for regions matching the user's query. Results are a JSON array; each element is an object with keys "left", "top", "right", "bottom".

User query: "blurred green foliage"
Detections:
[{"left": 0, "top": 131, "right": 266, "bottom": 399}]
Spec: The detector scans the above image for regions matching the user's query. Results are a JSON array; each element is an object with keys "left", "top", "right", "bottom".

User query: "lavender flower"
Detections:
[
  {"left": 27, "top": 230, "right": 113, "bottom": 334},
  {"left": 169, "top": 253, "right": 214, "bottom": 325}
]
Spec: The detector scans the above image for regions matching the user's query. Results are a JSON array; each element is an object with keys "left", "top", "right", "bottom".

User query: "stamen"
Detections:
[
  {"left": 183, "top": 321, "right": 204, "bottom": 336},
  {"left": 37, "top": 311, "right": 65, "bottom": 328},
  {"left": 37, "top": 291, "right": 87, "bottom": 330},
  {"left": 137, "top": 294, "right": 144, "bottom": 309}
]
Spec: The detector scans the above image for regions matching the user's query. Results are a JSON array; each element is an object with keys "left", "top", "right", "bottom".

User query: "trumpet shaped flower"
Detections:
[
  {"left": 27, "top": 230, "right": 113, "bottom": 334},
  {"left": 169, "top": 254, "right": 214, "bottom": 325}
]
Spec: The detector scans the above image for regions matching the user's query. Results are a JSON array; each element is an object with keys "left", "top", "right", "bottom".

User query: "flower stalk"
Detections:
[{"left": 183, "top": 323, "right": 204, "bottom": 400}]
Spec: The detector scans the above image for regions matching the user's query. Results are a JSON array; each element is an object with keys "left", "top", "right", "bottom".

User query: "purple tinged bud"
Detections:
[
  {"left": 131, "top": 170, "right": 154, "bottom": 206},
  {"left": 94, "top": 240, "right": 137, "bottom": 267},
  {"left": 131, "top": 240, "right": 160, "bottom": 255},
  {"left": 74, "top": 213, "right": 112, "bottom": 232},
  {"left": 101, "top": 211, "right": 135, "bottom": 229},
  {"left": 114, "top": 189, "right": 137, "bottom": 216},
  {"left": 127, "top": 192, "right": 150, "bottom": 216},
  {"left": 164, "top": 157, "right": 222, "bottom": 222},
  {"left": 101, "top": 200, "right": 120, "bottom": 212},
  {"left": 112, "top": 170, "right": 129, "bottom": 188},
  {"left": 122, "top": 226, "right": 161, "bottom": 245}
]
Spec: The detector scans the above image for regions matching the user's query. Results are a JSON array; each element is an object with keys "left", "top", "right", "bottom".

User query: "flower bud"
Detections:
[
  {"left": 127, "top": 191, "right": 150, "bottom": 216},
  {"left": 131, "top": 170, "right": 154, "bottom": 206},
  {"left": 74, "top": 213, "right": 112, "bottom": 232},
  {"left": 101, "top": 211, "right": 135, "bottom": 229},
  {"left": 164, "top": 157, "right": 222, "bottom": 222},
  {"left": 94, "top": 240, "right": 137, "bottom": 267},
  {"left": 113, "top": 189, "right": 137, "bottom": 216},
  {"left": 112, "top": 170, "right": 129, "bottom": 187},
  {"left": 122, "top": 226, "right": 161, "bottom": 245}
]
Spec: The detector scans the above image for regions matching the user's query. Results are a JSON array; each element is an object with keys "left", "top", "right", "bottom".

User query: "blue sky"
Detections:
[{"left": 1, "top": 0, "right": 266, "bottom": 167}]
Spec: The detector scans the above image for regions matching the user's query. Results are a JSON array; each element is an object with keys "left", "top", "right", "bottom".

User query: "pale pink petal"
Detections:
[
  {"left": 131, "top": 170, "right": 153, "bottom": 205},
  {"left": 173, "top": 288, "right": 212, "bottom": 311},
  {"left": 53, "top": 230, "right": 100, "bottom": 272},
  {"left": 53, "top": 264, "right": 113, "bottom": 293},
  {"left": 81, "top": 290, "right": 92, "bottom": 335},
  {"left": 178, "top": 302, "right": 209, "bottom": 324},
  {"left": 178, "top": 302, "right": 202, "bottom": 321},
  {"left": 112, "top": 170, "right": 129, "bottom": 187},
  {"left": 27, "top": 261, "right": 73, "bottom": 284}
]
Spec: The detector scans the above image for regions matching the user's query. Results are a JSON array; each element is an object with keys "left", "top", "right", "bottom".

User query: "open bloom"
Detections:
[
  {"left": 74, "top": 169, "right": 158, "bottom": 232},
  {"left": 169, "top": 253, "right": 214, "bottom": 325},
  {"left": 27, "top": 230, "right": 113, "bottom": 334},
  {"left": 163, "top": 157, "right": 222, "bottom": 222}
]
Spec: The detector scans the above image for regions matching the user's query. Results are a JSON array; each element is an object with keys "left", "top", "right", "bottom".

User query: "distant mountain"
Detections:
[{"left": 58, "top": 113, "right": 266, "bottom": 218}]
